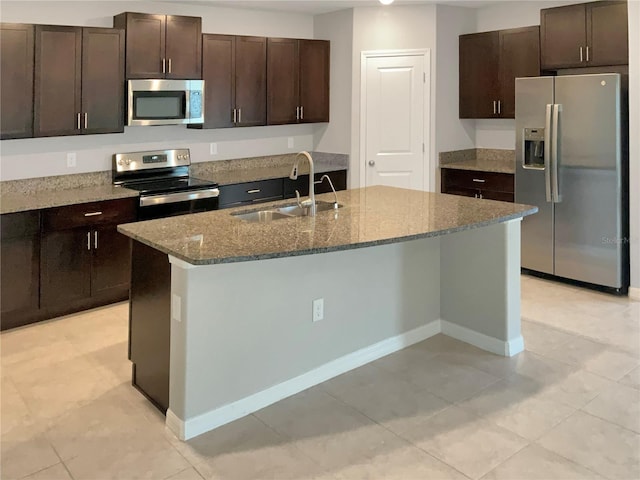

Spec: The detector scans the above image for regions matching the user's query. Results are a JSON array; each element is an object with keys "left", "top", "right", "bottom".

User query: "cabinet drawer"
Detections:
[
  {"left": 1, "top": 210, "right": 40, "bottom": 240},
  {"left": 42, "top": 198, "right": 137, "bottom": 232},
  {"left": 219, "top": 179, "right": 283, "bottom": 208},
  {"left": 442, "top": 169, "right": 514, "bottom": 193}
]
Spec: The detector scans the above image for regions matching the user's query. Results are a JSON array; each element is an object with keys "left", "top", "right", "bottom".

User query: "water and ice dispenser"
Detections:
[{"left": 523, "top": 128, "right": 545, "bottom": 169}]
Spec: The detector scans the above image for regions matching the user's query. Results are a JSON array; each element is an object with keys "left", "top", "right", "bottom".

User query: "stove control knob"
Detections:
[
  {"left": 117, "top": 159, "right": 123, "bottom": 166},
  {"left": 125, "top": 158, "right": 131, "bottom": 165}
]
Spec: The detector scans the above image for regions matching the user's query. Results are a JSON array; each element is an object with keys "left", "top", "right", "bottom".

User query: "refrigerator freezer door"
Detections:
[
  {"left": 553, "top": 74, "right": 622, "bottom": 288},
  {"left": 515, "top": 77, "right": 555, "bottom": 274}
]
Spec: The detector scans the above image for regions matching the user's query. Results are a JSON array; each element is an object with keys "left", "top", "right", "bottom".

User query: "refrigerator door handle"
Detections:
[
  {"left": 544, "top": 104, "right": 553, "bottom": 203},
  {"left": 551, "top": 104, "right": 561, "bottom": 203}
]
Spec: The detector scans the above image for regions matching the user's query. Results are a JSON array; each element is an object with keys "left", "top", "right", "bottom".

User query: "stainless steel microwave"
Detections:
[{"left": 127, "top": 79, "right": 204, "bottom": 126}]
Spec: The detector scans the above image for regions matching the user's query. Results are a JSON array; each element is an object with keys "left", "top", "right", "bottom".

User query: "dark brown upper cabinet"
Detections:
[
  {"left": 267, "top": 38, "right": 329, "bottom": 125},
  {"left": 34, "top": 25, "right": 124, "bottom": 137},
  {"left": 200, "top": 34, "right": 266, "bottom": 129},
  {"left": 114, "top": 12, "right": 201, "bottom": 79},
  {"left": 0, "top": 23, "right": 34, "bottom": 140},
  {"left": 541, "top": 1, "right": 628, "bottom": 70},
  {"left": 459, "top": 26, "right": 539, "bottom": 119}
]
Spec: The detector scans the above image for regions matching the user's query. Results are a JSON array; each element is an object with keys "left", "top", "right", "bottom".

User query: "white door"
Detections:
[{"left": 363, "top": 54, "right": 427, "bottom": 190}]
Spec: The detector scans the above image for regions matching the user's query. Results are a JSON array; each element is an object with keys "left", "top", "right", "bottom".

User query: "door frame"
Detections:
[{"left": 359, "top": 48, "right": 431, "bottom": 190}]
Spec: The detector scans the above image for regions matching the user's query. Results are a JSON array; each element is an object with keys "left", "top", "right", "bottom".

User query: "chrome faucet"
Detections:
[
  {"left": 290, "top": 151, "right": 316, "bottom": 216},
  {"left": 315, "top": 174, "right": 339, "bottom": 210}
]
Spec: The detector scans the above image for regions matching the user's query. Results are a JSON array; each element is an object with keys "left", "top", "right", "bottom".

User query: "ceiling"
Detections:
[{"left": 162, "top": 0, "right": 500, "bottom": 15}]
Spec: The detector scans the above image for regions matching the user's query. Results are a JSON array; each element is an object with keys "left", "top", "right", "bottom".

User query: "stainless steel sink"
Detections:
[{"left": 232, "top": 201, "right": 341, "bottom": 223}]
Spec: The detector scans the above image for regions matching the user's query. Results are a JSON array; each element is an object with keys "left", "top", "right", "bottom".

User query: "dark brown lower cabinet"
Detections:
[
  {"left": 441, "top": 169, "right": 514, "bottom": 202},
  {"left": 0, "top": 211, "right": 40, "bottom": 330}
]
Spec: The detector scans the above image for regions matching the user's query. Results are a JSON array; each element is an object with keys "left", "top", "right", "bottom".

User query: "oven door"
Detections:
[
  {"left": 138, "top": 188, "right": 219, "bottom": 221},
  {"left": 127, "top": 80, "right": 204, "bottom": 126}
]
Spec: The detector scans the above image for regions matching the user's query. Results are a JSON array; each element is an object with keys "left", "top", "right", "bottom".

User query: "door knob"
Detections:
[{"left": 368, "top": 160, "right": 375, "bottom": 166}]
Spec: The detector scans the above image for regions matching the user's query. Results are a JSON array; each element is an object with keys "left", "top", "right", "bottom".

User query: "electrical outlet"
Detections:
[
  {"left": 312, "top": 298, "right": 324, "bottom": 322},
  {"left": 287, "top": 137, "right": 294, "bottom": 149},
  {"left": 210, "top": 142, "right": 218, "bottom": 155},
  {"left": 66, "top": 152, "right": 77, "bottom": 168}
]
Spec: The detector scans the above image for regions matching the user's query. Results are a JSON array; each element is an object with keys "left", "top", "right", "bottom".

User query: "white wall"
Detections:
[
  {"left": 349, "top": 5, "right": 438, "bottom": 190},
  {"left": 434, "top": 4, "right": 476, "bottom": 155},
  {"left": 0, "top": 0, "right": 316, "bottom": 181},
  {"left": 312, "top": 9, "right": 353, "bottom": 156},
  {"left": 628, "top": 0, "right": 639, "bottom": 290}
]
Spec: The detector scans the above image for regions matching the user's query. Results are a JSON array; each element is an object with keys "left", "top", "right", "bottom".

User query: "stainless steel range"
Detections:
[{"left": 113, "top": 148, "right": 219, "bottom": 220}]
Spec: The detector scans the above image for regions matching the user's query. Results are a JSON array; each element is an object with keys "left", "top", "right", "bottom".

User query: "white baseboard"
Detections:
[
  {"left": 168, "top": 320, "right": 441, "bottom": 441},
  {"left": 629, "top": 287, "right": 640, "bottom": 301},
  {"left": 440, "top": 320, "right": 524, "bottom": 357}
]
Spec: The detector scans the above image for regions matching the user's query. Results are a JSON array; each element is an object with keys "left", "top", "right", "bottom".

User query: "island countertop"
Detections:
[{"left": 117, "top": 186, "right": 537, "bottom": 265}]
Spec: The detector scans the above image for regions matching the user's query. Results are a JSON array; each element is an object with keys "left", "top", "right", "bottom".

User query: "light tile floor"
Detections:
[{"left": 1, "top": 275, "right": 639, "bottom": 480}]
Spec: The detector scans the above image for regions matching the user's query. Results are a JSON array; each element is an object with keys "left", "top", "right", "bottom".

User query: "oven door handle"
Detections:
[{"left": 139, "top": 188, "right": 220, "bottom": 207}]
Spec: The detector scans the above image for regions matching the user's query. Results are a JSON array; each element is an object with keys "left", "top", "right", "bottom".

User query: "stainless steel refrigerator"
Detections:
[{"left": 515, "top": 74, "right": 628, "bottom": 292}]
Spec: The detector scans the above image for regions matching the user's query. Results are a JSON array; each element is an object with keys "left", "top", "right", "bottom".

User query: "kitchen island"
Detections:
[{"left": 118, "top": 186, "right": 536, "bottom": 440}]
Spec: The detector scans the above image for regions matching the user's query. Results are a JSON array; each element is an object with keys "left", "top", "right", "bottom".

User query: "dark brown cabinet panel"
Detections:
[
  {"left": 541, "top": 1, "right": 628, "bottom": 70},
  {"left": 441, "top": 168, "right": 514, "bottom": 202},
  {"left": 219, "top": 179, "right": 283, "bottom": 208},
  {"left": 267, "top": 38, "right": 330, "bottom": 125},
  {"left": 0, "top": 24, "right": 34, "bottom": 139},
  {"left": 165, "top": 15, "right": 201, "bottom": 79},
  {"left": 34, "top": 25, "right": 82, "bottom": 137},
  {"left": 299, "top": 40, "right": 330, "bottom": 123},
  {"left": 587, "top": 1, "right": 628, "bottom": 67},
  {"left": 91, "top": 224, "right": 132, "bottom": 297},
  {"left": 34, "top": 25, "right": 124, "bottom": 137},
  {"left": 459, "top": 32, "right": 499, "bottom": 118},
  {"left": 200, "top": 35, "right": 266, "bottom": 129},
  {"left": 267, "top": 38, "right": 299, "bottom": 125},
  {"left": 81, "top": 28, "right": 125, "bottom": 134},
  {"left": 1, "top": 211, "right": 40, "bottom": 330},
  {"left": 460, "top": 26, "right": 539, "bottom": 119},
  {"left": 114, "top": 12, "right": 201, "bottom": 79}
]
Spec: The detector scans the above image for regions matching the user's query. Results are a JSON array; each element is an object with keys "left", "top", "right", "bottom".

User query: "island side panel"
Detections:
[
  {"left": 440, "top": 219, "right": 523, "bottom": 356},
  {"left": 168, "top": 238, "right": 442, "bottom": 439}
]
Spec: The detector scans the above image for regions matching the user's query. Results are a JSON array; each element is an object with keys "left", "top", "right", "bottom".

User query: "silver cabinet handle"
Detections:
[
  {"left": 296, "top": 106, "right": 300, "bottom": 120},
  {"left": 84, "top": 112, "right": 88, "bottom": 129},
  {"left": 479, "top": 193, "right": 483, "bottom": 199},
  {"left": 247, "top": 189, "right": 261, "bottom": 194},
  {"left": 162, "top": 58, "right": 166, "bottom": 73},
  {"left": 86, "top": 231, "right": 91, "bottom": 250},
  {"left": 233, "top": 108, "right": 237, "bottom": 123},
  {"left": 84, "top": 211, "right": 102, "bottom": 217},
  {"left": 368, "top": 160, "right": 375, "bottom": 166},
  {"left": 300, "top": 106, "right": 304, "bottom": 120},
  {"left": 472, "top": 178, "right": 486, "bottom": 183},
  {"left": 238, "top": 108, "right": 242, "bottom": 123},
  {"left": 77, "top": 113, "right": 81, "bottom": 130},
  {"left": 94, "top": 231, "right": 98, "bottom": 249},
  {"left": 579, "top": 47, "right": 583, "bottom": 62},
  {"left": 493, "top": 101, "right": 497, "bottom": 115},
  {"left": 168, "top": 58, "right": 172, "bottom": 73},
  {"left": 497, "top": 100, "right": 501, "bottom": 115},
  {"left": 586, "top": 46, "right": 589, "bottom": 62}
]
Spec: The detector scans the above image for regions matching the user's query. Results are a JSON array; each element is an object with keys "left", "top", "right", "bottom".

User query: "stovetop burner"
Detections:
[{"left": 122, "top": 176, "right": 217, "bottom": 195}]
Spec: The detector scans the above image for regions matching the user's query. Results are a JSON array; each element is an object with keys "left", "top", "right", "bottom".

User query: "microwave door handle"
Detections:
[
  {"left": 184, "top": 90, "right": 190, "bottom": 121},
  {"left": 544, "top": 104, "right": 552, "bottom": 203}
]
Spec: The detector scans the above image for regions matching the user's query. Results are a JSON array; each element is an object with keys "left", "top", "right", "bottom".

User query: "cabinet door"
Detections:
[
  {"left": 0, "top": 24, "right": 34, "bottom": 140},
  {"left": 499, "top": 26, "right": 540, "bottom": 119},
  {"left": 81, "top": 28, "right": 125, "bottom": 135},
  {"left": 165, "top": 15, "right": 201, "bottom": 79},
  {"left": 116, "top": 13, "right": 165, "bottom": 79},
  {"left": 202, "top": 34, "right": 234, "bottom": 128},
  {"left": 235, "top": 36, "right": 266, "bottom": 127},
  {"left": 587, "top": 1, "right": 628, "bottom": 67},
  {"left": 540, "top": 4, "right": 586, "bottom": 70},
  {"left": 299, "top": 39, "right": 330, "bottom": 123},
  {"left": 267, "top": 38, "right": 299, "bottom": 125},
  {"left": 91, "top": 225, "right": 132, "bottom": 297},
  {"left": 34, "top": 25, "right": 82, "bottom": 137},
  {"left": 1, "top": 212, "right": 40, "bottom": 330},
  {"left": 459, "top": 32, "right": 499, "bottom": 118},
  {"left": 40, "top": 229, "right": 92, "bottom": 308}
]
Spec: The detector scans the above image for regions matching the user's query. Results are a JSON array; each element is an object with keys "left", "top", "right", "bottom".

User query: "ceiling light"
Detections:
[{"left": 379, "top": 0, "right": 395, "bottom": 5}]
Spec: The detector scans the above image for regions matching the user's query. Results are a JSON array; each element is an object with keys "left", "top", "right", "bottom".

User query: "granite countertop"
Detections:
[
  {"left": 439, "top": 149, "right": 515, "bottom": 174},
  {"left": 0, "top": 185, "right": 139, "bottom": 215},
  {"left": 118, "top": 186, "right": 537, "bottom": 266},
  {"left": 197, "top": 162, "right": 344, "bottom": 186}
]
